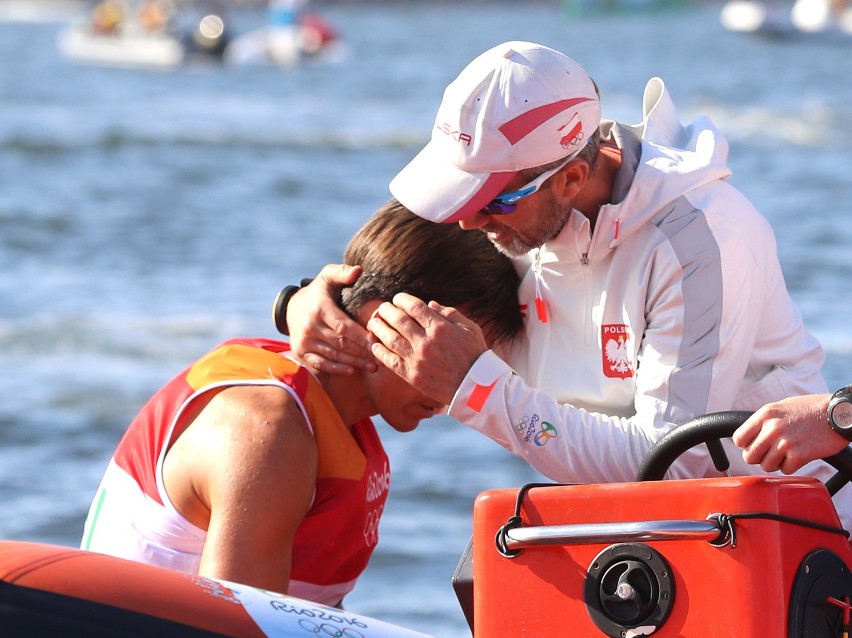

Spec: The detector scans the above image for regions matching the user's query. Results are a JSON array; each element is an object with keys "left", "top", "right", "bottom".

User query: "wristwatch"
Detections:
[
  {"left": 271, "top": 278, "right": 315, "bottom": 336},
  {"left": 827, "top": 385, "right": 852, "bottom": 441}
]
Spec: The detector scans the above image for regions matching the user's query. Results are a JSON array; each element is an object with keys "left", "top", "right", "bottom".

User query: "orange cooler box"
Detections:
[{"left": 469, "top": 476, "right": 852, "bottom": 637}]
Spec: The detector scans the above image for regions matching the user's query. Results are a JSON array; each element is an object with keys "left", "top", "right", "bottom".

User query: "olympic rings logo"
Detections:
[
  {"left": 562, "top": 130, "right": 585, "bottom": 149},
  {"left": 363, "top": 503, "right": 384, "bottom": 546},
  {"left": 558, "top": 113, "right": 585, "bottom": 150},
  {"left": 298, "top": 619, "right": 365, "bottom": 637}
]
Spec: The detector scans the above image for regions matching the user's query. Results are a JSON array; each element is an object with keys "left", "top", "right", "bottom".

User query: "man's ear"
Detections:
[{"left": 558, "top": 159, "right": 590, "bottom": 199}]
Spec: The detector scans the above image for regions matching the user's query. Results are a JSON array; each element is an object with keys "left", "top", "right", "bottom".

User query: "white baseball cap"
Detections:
[{"left": 389, "top": 41, "right": 601, "bottom": 224}]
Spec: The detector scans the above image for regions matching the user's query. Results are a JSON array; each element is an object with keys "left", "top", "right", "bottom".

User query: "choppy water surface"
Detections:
[{"left": 1, "top": 2, "right": 851, "bottom": 635}]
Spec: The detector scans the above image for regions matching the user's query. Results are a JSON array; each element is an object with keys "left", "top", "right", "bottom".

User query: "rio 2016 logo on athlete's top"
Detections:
[
  {"left": 363, "top": 504, "right": 384, "bottom": 547},
  {"left": 365, "top": 461, "right": 390, "bottom": 503}
]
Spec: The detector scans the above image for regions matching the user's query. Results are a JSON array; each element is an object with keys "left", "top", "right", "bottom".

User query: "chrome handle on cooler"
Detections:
[{"left": 503, "top": 519, "right": 724, "bottom": 550}]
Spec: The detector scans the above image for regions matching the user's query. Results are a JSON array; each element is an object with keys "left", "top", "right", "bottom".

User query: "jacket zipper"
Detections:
[
  {"left": 574, "top": 216, "right": 594, "bottom": 346},
  {"left": 532, "top": 248, "right": 548, "bottom": 323}
]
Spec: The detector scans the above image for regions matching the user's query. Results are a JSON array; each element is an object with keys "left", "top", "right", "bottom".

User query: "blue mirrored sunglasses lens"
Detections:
[
  {"left": 482, "top": 201, "right": 517, "bottom": 216},
  {"left": 496, "top": 185, "right": 536, "bottom": 205}
]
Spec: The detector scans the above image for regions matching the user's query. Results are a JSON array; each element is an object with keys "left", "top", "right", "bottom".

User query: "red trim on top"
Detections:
[
  {"left": 466, "top": 380, "right": 498, "bottom": 413},
  {"left": 498, "top": 97, "right": 593, "bottom": 145}
]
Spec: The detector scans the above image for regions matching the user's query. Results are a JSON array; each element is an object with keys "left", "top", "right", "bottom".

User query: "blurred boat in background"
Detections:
[
  {"left": 223, "top": 10, "right": 342, "bottom": 67},
  {"left": 58, "top": 25, "right": 185, "bottom": 70},
  {"left": 558, "top": 0, "right": 694, "bottom": 17},
  {"left": 57, "top": 0, "right": 229, "bottom": 70},
  {"left": 720, "top": 0, "right": 852, "bottom": 39},
  {"left": 0, "top": 0, "right": 84, "bottom": 22},
  {"left": 55, "top": 0, "right": 341, "bottom": 70}
]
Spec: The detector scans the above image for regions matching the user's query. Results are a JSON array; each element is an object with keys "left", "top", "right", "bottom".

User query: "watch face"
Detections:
[{"left": 834, "top": 401, "right": 852, "bottom": 429}]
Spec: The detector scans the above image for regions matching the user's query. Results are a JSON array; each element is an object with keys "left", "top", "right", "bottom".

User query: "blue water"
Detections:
[{"left": 1, "top": 2, "right": 851, "bottom": 636}]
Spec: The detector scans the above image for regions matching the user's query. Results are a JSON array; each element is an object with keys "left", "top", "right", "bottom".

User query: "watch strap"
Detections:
[{"left": 272, "top": 278, "right": 314, "bottom": 336}]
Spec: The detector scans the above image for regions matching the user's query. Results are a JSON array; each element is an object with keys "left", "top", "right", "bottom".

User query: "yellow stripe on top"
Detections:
[{"left": 185, "top": 342, "right": 367, "bottom": 481}]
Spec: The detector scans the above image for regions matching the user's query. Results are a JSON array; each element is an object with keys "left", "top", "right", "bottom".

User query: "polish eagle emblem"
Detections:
[{"left": 602, "top": 325, "right": 634, "bottom": 379}]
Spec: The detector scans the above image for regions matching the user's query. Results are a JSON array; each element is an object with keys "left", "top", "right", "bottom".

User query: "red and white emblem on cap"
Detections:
[
  {"left": 601, "top": 324, "right": 634, "bottom": 379},
  {"left": 558, "top": 112, "right": 584, "bottom": 151}
]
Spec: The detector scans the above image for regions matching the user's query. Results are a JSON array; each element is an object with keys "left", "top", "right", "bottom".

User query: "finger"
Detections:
[
  {"left": 427, "top": 300, "right": 477, "bottom": 327},
  {"left": 740, "top": 429, "right": 773, "bottom": 466},
  {"left": 292, "top": 316, "right": 374, "bottom": 373},
  {"left": 308, "top": 336, "right": 374, "bottom": 370},
  {"left": 731, "top": 415, "right": 761, "bottom": 449},
  {"left": 426, "top": 300, "right": 461, "bottom": 320},
  {"left": 369, "top": 340, "right": 405, "bottom": 377},
  {"left": 368, "top": 308, "right": 415, "bottom": 358},
  {"left": 778, "top": 454, "right": 807, "bottom": 475},
  {"left": 372, "top": 301, "right": 427, "bottom": 343},
  {"left": 391, "top": 293, "right": 443, "bottom": 329},
  {"left": 301, "top": 352, "right": 356, "bottom": 376},
  {"left": 317, "top": 263, "right": 362, "bottom": 287},
  {"left": 758, "top": 446, "right": 786, "bottom": 474},
  {"left": 369, "top": 339, "right": 464, "bottom": 406},
  {"left": 325, "top": 315, "right": 372, "bottom": 356}
]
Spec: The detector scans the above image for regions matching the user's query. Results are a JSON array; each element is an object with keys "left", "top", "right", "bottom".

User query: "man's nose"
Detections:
[{"left": 458, "top": 213, "right": 490, "bottom": 230}]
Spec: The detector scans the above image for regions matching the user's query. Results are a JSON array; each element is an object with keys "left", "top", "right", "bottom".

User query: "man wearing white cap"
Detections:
[{"left": 280, "top": 41, "right": 850, "bottom": 525}]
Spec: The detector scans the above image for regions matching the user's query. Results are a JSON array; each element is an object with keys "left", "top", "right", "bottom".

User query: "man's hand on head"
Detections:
[
  {"left": 367, "top": 293, "right": 488, "bottom": 405},
  {"left": 286, "top": 264, "right": 376, "bottom": 375}
]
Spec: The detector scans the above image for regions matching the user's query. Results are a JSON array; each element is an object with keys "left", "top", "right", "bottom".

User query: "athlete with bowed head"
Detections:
[{"left": 81, "top": 200, "right": 523, "bottom": 606}]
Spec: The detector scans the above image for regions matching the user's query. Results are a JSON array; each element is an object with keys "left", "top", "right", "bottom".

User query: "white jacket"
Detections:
[{"left": 448, "top": 78, "right": 851, "bottom": 526}]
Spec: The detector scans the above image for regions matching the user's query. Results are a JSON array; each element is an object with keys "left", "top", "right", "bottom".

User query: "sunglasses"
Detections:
[{"left": 481, "top": 156, "right": 574, "bottom": 216}]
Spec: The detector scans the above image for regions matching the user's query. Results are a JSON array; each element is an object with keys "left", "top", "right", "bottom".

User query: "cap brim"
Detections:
[{"left": 390, "top": 141, "right": 517, "bottom": 224}]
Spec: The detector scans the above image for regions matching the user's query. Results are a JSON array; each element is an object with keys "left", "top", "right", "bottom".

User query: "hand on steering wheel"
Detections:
[{"left": 636, "top": 411, "right": 852, "bottom": 496}]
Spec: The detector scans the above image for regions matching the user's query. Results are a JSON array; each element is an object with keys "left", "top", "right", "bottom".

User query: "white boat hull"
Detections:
[
  {"left": 58, "top": 24, "right": 184, "bottom": 70},
  {"left": 721, "top": 0, "right": 852, "bottom": 39}
]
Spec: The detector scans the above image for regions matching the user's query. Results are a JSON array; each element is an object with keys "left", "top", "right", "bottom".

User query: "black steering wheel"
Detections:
[{"left": 636, "top": 411, "right": 852, "bottom": 496}]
